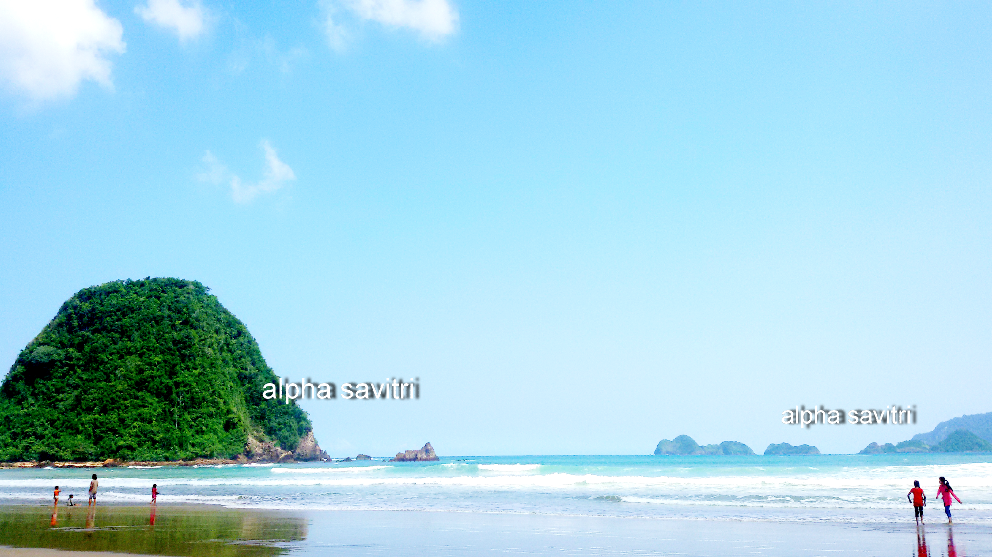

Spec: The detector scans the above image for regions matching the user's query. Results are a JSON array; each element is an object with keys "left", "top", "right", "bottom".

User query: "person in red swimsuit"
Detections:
[{"left": 908, "top": 480, "right": 926, "bottom": 523}]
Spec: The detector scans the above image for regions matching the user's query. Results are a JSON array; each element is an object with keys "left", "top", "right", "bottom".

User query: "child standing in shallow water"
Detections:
[
  {"left": 908, "top": 480, "right": 926, "bottom": 523},
  {"left": 151, "top": 484, "right": 158, "bottom": 504},
  {"left": 937, "top": 477, "right": 962, "bottom": 523},
  {"left": 88, "top": 474, "right": 98, "bottom": 506}
]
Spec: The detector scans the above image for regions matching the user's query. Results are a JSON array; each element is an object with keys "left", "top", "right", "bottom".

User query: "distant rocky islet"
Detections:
[
  {"left": 655, "top": 411, "right": 992, "bottom": 457},
  {"left": 390, "top": 442, "right": 438, "bottom": 462},
  {"left": 653, "top": 436, "right": 820, "bottom": 456}
]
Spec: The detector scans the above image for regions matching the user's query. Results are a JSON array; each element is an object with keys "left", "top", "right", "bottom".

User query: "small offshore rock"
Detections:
[{"left": 390, "top": 442, "right": 438, "bottom": 462}]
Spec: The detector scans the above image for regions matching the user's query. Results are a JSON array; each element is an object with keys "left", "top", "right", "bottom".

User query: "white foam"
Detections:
[
  {"left": 271, "top": 466, "right": 388, "bottom": 474},
  {"left": 477, "top": 464, "right": 541, "bottom": 473}
]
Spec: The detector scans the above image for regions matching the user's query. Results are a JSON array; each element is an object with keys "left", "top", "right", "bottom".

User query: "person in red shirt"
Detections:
[
  {"left": 908, "top": 480, "right": 926, "bottom": 523},
  {"left": 151, "top": 484, "right": 158, "bottom": 504}
]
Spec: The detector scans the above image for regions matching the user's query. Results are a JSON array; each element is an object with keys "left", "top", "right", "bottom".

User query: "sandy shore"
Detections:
[{"left": 3, "top": 503, "right": 992, "bottom": 556}]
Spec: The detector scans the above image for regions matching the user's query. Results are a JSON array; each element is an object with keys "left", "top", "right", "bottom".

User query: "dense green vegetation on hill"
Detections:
[
  {"left": 912, "top": 412, "right": 992, "bottom": 445},
  {"left": 0, "top": 278, "right": 312, "bottom": 462},
  {"left": 860, "top": 412, "right": 992, "bottom": 454},
  {"left": 932, "top": 429, "right": 992, "bottom": 452}
]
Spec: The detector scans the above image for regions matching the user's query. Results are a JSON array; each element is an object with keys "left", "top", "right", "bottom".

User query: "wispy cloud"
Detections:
[
  {"left": 320, "top": 0, "right": 458, "bottom": 49},
  {"left": 0, "top": 0, "right": 125, "bottom": 102},
  {"left": 228, "top": 25, "right": 309, "bottom": 75},
  {"left": 321, "top": 4, "right": 351, "bottom": 52},
  {"left": 198, "top": 141, "right": 296, "bottom": 203},
  {"left": 135, "top": 0, "right": 208, "bottom": 42}
]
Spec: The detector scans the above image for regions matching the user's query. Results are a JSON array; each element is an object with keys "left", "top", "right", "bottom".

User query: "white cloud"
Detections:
[
  {"left": 0, "top": 0, "right": 125, "bottom": 101},
  {"left": 198, "top": 141, "right": 296, "bottom": 204},
  {"left": 347, "top": 0, "right": 457, "bottom": 39},
  {"left": 321, "top": 8, "right": 350, "bottom": 52},
  {"left": 321, "top": 0, "right": 457, "bottom": 47},
  {"left": 135, "top": 0, "right": 207, "bottom": 42}
]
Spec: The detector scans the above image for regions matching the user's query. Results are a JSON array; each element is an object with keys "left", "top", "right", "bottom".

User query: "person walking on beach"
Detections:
[
  {"left": 151, "top": 483, "right": 158, "bottom": 504},
  {"left": 53, "top": 485, "right": 60, "bottom": 503},
  {"left": 88, "top": 473, "right": 98, "bottom": 506},
  {"left": 908, "top": 480, "right": 926, "bottom": 523},
  {"left": 936, "top": 477, "right": 962, "bottom": 524}
]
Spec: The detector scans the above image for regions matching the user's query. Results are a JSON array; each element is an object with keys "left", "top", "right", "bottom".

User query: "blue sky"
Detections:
[{"left": 1, "top": 0, "right": 990, "bottom": 455}]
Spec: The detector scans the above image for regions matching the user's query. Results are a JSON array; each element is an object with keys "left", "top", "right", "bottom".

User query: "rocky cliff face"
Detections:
[
  {"left": 293, "top": 431, "right": 328, "bottom": 461},
  {"left": 390, "top": 442, "right": 438, "bottom": 462},
  {"left": 245, "top": 431, "right": 328, "bottom": 463}
]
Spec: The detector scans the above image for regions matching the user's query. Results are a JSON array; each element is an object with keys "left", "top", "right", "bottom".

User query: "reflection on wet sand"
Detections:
[
  {"left": 914, "top": 524, "right": 967, "bottom": 557},
  {"left": 0, "top": 505, "right": 307, "bottom": 557},
  {"left": 916, "top": 524, "right": 929, "bottom": 557}
]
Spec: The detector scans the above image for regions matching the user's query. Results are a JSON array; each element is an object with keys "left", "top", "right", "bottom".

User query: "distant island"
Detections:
[
  {"left": 391, "top": 442, "right": 438, "bottom": 462},
  {"left": 764, "top": 442, "right": 820, "bottom": 455},
  {"left": 654, "top": 435, "right": 755, "bottom": 455},
  {"left": 0, "top": 278, "right": 325, "bottom": 464},
  {"left": 860, "top": 412, "right": 992, "bottom": 454}
]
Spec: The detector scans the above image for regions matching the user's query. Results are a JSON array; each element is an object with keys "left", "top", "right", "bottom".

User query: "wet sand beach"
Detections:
[
  {"left": 0, "top": 504, "right": 305, "bottom": 557},
  {"left": 2, "top": 503, "right": 992, "bottom": 556}
]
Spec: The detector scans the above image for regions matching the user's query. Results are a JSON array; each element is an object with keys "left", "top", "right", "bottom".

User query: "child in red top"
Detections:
[
  {"left": 936, "top": 477, "right": 962, "bottom": 523},
  {"left": 151, "top": 484, "right": 158, "bottom": 504},
  {"left": 908, "top": 480, "right": 926, "bottom": 523},
  {"left": 53, "top": 486, "right": 60, "bottom": 503}
]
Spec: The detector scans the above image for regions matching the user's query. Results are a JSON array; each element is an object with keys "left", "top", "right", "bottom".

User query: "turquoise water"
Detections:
[{"left": 2, "top": 455, "right": 990, "bottom": 524}]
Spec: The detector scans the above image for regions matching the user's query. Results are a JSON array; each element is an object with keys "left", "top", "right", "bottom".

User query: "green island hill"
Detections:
[
  {"left": 860, "top": 412, "right": 992, "bottom": 454},
  {"left": 654, "top": 435, "right": 755, "bottom": 455},
  {"left": 763, "top": 442, "right": 820, "bottom": 455},
  {"left": 0, "top": 278, "right": 325, "bottom": 464}
]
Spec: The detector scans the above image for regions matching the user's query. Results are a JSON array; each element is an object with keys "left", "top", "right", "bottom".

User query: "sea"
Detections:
[{"left": 2, "top": 454, "right": 991, "bottom": 525}]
